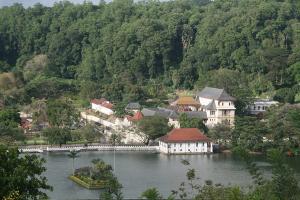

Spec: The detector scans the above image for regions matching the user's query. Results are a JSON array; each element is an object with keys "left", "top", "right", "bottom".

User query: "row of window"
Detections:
[
  {"left": 252, "top": 106, "right": 267, "bottom": 111},
  {"left": 173, "top": 148, "right": 206, "bottom": 152},
  {"left": 210, "top": 111, "right": 232, "bottom": 116},
  {"left": 167, "top": 143, "right": 207, "bottom": 148},
  {"left": 218, "top": 102, "right": 232, "bottom": 106}
]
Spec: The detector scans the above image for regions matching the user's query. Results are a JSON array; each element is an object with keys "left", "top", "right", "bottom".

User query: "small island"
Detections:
[{"left": 69, "top": 159, "right": 116, "bottom": 190}]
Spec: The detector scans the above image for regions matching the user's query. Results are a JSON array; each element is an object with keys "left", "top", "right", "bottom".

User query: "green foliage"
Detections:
[
  {"left": 208, "top": 123, "right": 232, "bottom": 147},
  {"left": 179, "top": 113, "right": 208, "bottom": 133},
  {"left": 42, "top": 127, "right": 71, "bottom": 146},
  {"left": 89, "top": 159, "right": 123, "bottom": 200},
  {"left": 46, "top": 98, "right": 79, "bottom": 128},
  {"left": 0, "top": 108, "right": 20, "bottom": 128},
  {"left": 25, "top": 76, "right": 76, "bottom": 100},
  {"left": 0, "top": 145, "right": 52, "bottom": 199},
  {"left": 141, "top": 188, "right": 163, "bottom": 200},
  {"left": 0, "top": 0, "right": 299, "bottom": 104},
  {"left": 232, "top": 116, "right": 268, "bottom": 152},
  {"left": 137, "top": 116, "right": 171, "bottom": 144},
  {"left": 113, "top": 102, "right": 128, "bottom": 118},
  {"left": 266, "top": 104, "right": 300, "bottom": 151},
  {"left": 0, "top": 108, "right": 24, "bottom": 143}
]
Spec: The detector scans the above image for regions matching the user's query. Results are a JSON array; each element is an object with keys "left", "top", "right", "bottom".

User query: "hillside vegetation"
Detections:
[{"left": 0, "top": 0, "right": 299, "bottom": 112}]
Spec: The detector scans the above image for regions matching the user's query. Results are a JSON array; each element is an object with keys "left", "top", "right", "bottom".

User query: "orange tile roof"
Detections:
[
  {"left": 176, "top": 96, "right": 200, "bottom": 106},
  {"left": 159, "top": 128, "right": 211, "bottom": 143}
]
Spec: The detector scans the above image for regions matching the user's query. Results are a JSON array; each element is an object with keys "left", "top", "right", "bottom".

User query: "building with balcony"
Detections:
[{"left": 195, "top": 87, "right": 236, "bottom": 127}]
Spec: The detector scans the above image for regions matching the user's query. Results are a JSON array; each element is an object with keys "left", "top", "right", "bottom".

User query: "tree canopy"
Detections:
[
  {"left": 0, "top": 0, "right": 299, "bottom": 106},
  {"left": 0, "top": 145, "right": 52, "bottom": 199}
]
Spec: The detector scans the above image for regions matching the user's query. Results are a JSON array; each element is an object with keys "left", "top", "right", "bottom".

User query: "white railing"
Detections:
[{"left": 19, "top": 145, "right": 159, "bottom": 153}]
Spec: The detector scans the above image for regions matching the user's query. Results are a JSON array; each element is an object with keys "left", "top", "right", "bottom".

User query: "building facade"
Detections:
[
  {"left": 196, "top": 87, "right": 236, "bottom": 127},
  {"left": 159, "top": 128, "right": 213, "bottom": 154},
  {"left": 91, "top": 98, "right": 114, "bottom": 115},
  {"left": 248, "top": 99, "right": 279, "bottom": 115}
]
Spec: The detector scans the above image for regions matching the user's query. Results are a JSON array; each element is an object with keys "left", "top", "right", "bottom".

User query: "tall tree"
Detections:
[{"left": 68, "top": 150, "right": 79, "bottom": 175}]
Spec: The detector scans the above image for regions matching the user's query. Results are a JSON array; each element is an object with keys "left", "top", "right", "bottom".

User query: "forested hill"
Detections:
[{"left": 0, "top": 0, "right": 299, "bottom": 111}]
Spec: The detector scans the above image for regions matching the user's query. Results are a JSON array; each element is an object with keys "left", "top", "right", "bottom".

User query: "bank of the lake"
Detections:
[{"left": 41, "top": 151, "right": 300, "bottom": 199}]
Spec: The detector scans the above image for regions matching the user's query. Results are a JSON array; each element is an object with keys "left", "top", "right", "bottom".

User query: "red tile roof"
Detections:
[
  {"left": 132, "top": 111, "right": 143, "bottom": 121},
  {"left": 91, "top": 98, "right": 113, "bottom": 109},
  {"left": 159, "top": 128, "right": 211, "bottom": 143},
  {"left": 126, "top": 111, "right": 143, "bottom": 121}
]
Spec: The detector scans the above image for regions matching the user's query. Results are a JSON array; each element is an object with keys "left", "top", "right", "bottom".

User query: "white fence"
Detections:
[{"left": 19, "top": 145, "right": 159, "bottom": 153}]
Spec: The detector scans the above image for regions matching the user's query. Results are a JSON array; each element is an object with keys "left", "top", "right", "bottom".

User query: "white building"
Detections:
[
  {"left": 91, "top": 98, "right": 114, "bottom": 115},
  {"left": 248, "top": 99, "right": 279, "bottom": 115},
  {"left": 158, "top": 128, "right": 213, "bottom": 154},
  {"left": 196, "top": 87, "right": 236, "bottom": 127}
]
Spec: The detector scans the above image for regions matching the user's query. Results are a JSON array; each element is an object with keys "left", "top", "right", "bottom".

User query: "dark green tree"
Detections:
[
  {"left": 42, "top": 127, "right": 71, "bottom": 146},
  {"left": 179, "top": 113, "right": 208, "bottom": 133},
  {"left": 137, "top": 116, "right": 171, "bottom": 145},
  {"left": 0, "top": 145, "right": 52, "bottom": 199}
]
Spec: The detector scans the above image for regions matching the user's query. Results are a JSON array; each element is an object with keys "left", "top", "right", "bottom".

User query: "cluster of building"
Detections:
[
  {"left": 89, "top": 87, "right": 237, "bottom": 129},
  {"left": 87, "top": 86, "right": 281, "bottom": 154},
  {"left": 17, "top": 86, "right": 279, "bottom": 154}
]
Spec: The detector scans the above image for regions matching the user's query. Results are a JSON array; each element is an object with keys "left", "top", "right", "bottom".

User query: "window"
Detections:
[
  {"left": 188, "top": 143, "right": 190, "bottom": 147},
  {"left": 258, "top": 106, "right": 261, "bottom": 110},
  {"left": 222, "top": 102, "right": 224, "bottom": 106},
  {"left": 210, "top": 111, "right": 215, "bottom": 115},
  {"left": 223, "top": 110, "right": 228, "bottom": 116},
  {"left": 180, "top": 143, "right": 182, "bottom": 147},
  {"left": 253, "top": 106, "right": 256, "bottom": 110},
  {"left": 229, "top": 102, "right": 231, "bottom": 106},
  {"left": 196, "top": 143, "right": 198, "bottom": 147},
  {"left": 180, "top": 149, "right": 182, "bottom": 151},
  {"left": 174, "top": 149, "right": 176, "bottom": 152}
]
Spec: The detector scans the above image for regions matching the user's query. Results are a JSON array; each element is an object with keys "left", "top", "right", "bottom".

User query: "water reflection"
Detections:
[{"left": 39, "top": 152, "right": 300, "bottom": 199}]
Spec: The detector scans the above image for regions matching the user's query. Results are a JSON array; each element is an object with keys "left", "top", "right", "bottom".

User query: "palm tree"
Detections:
[
  {"left": 141, "top": 188, "right": 163, "bottom": 200},
  {"left": 68, "top": 150, "right": 79, "bottom": 175},
  {"left": 109, "top": 133, "right": 121, "bottom": 173}
]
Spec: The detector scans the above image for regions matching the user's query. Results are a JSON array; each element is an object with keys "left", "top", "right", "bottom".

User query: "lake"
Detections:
[{"left": 40, "top": 151, "right": 300, "bottom": 199}]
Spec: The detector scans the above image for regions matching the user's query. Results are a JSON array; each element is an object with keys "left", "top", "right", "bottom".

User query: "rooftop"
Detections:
[
  {"left": 91, "top": 98, "right": 113, "bottom": 109},
  {"left": 204, "top": 100, "right": 216, "bottom": 110},
  {"left": 174, "top": 96, "right": 200, "bottom": 106},
  {"left": 125, "top": 102, "right": 141, "bottom": 110},
  {"left": 196, "top": 87, "right": 235, "bottom": 101},
  {"left": 159, "top": 128, "right": 211, "bottom": 143}
]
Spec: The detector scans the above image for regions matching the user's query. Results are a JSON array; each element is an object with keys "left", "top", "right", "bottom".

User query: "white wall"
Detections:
[
  {"left": 91, "top": 103, "right": 114, "bottom": 115},
  {"left": 198, "top": 97, "right": 235, "bottom": 127},
  {"left": 159, "top": 141, "right": 213, "bottom": 154},
  {"left": 168, "top": 118, "right": 180, "bottom": 128}
]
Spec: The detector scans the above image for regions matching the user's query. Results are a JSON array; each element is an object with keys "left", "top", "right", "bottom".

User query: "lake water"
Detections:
[{"left": 41, "top": 151, "right": 300, "bottom": 199}]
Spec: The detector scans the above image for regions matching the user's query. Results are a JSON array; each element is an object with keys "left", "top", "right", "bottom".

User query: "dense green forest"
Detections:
[{"left": 0, "top": 0, "right": 299, "bottom": 110}]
